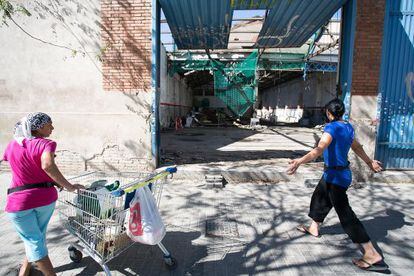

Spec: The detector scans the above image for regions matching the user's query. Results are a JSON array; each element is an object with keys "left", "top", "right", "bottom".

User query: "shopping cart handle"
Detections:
[
  {"left": 166, "top": 167, "right": 177, "bottom": 173},
  {"left": 111, "top": 189, "right": 125, "bottom": 197}
]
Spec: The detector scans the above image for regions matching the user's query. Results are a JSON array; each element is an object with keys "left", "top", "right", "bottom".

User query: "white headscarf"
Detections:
[{"left": 13, "top": 112, "right": 52, "bottom": 145}]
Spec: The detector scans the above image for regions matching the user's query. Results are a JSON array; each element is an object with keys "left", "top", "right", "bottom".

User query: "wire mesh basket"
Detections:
[{"left": 57, "top": 168, "right": 176, "bottom": 274}]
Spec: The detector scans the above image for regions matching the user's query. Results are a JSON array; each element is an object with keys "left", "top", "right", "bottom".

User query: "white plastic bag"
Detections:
[{"left": 126, "top": 186, "right": 166, "bottom": 245}]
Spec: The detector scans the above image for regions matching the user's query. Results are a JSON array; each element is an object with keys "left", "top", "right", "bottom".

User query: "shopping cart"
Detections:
[{"left": 57, "top": 167, "right": 177, "bottom": 275}]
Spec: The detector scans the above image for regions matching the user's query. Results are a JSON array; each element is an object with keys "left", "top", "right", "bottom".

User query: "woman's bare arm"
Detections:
[
  {"left": 41, "top": 152, "right": 84, "bottom": 191},
  {"left": 351, "top": 139, "right": 382, "bottom": 172},
  {"left": 287, "top": 132, "right": 332, "bottom": 175}
]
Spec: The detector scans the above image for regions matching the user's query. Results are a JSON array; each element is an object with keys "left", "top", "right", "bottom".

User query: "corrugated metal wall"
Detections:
[
  {"left": 376, "top": 0, "right": 414, "bottom": 169},
  {"left": 161, "top": 0, "right": 346, "bottom": 49},
  {"left": 159, "top": 0, "right": 233, "bottom": 49},
  {"left": 255, "top": 0, "right": 347, "bottom": 48}
]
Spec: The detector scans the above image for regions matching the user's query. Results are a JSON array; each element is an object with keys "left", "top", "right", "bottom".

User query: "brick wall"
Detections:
[
  {"left": 351, "top": 0, "right": 386, "bottom": 96},
  {"left": 82, "top": 145, "right": 152, "bottom": 172},
  {"left": 55, "top": 145, "right": 152, "bottom": 174},
  {"left": 101, "top": 0, "right": 152, "bottom": 93},
  {"left": 0, "top": 145, "right": 152, "bottom": 175}
]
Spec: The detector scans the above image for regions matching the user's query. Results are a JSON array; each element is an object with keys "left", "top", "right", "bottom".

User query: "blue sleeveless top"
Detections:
[{"left": 323, "top": 121, "right": 355, "bottom": 188}]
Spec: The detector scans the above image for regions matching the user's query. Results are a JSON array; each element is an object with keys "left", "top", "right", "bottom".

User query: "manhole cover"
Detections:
[{"left": 205, "top": 218, "right": 239, "bottom": 238}]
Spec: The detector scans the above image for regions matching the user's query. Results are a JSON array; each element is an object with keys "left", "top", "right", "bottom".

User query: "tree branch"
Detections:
[{"left": 9, "top": 15, "right": 81, "bottom": 53}]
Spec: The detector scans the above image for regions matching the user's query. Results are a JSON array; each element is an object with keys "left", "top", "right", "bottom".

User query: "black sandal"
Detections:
[{"left": 352, "top": 258, "right": 389, "bottom": 271}]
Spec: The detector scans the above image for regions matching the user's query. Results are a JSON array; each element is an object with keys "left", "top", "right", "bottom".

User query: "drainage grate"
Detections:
[
  {"left": 205, "top": 218, "right": 239, "bottom": 238},
  {"left": 205, "top": 174, "right": 227, "bottom": 188}
]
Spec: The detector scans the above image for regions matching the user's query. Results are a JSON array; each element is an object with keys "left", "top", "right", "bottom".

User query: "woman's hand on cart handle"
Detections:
[{"left": 67, "top": 184, "right": 85, "bottom": 192}]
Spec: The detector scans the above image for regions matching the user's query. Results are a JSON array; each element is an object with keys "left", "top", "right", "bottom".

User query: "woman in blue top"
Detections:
[{"left": 287, "top": 99, "right": 387, "bottom": 271}]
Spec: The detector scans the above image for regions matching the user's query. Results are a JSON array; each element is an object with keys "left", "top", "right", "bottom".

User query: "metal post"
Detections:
[
  {"left": 151, "top": 0, "right": 161, "bottom": 167},
  {"left": 254, "top": 69, "right": 260, "bottom": 110},
  {"left": 338, "top": 0, "right": 357, "bottom": 120}
]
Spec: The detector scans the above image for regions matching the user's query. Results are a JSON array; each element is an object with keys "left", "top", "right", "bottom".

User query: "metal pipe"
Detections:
[
  {"left": 160, "top": 17, "right": 264, "bottom": 24},
  {"left": 157, "top": 242, "right": 171, "bottom": 257},
  {"left": 163, "top": 41, "right": 258, "bottom": 45},
  {"left": 161, "top": 30, "right": 262, "bottom": 34},
  {"left": 338, "top": 0, "right": 356, "bottom": 121},
  {"left": 151, "top": 0, "right": 161, "bottom": 167}
]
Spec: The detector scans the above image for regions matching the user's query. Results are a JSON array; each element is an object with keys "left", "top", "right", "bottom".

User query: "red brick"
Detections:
[
  {"left": 101, "top": 0, "right": 152, "bottom": 93},
  {"left": 351, "top": 0, "right": 386, "bottom": 96}
]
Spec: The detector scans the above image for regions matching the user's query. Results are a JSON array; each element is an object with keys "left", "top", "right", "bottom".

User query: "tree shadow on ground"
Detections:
[
  {"left": 53, "top": 230, "right": 206, "bottom": 276},
  {"left": 158, "top": 181, "right": 414, "bottom": 275},
  {"left": 322, "top": 209, "right": 412, "bottom": 241},
  {"left": 321, "top": 208, "right": 413, "bottom": 272},
  {"left": 19, "top": 181, "right": 414, "bottom": 276}
]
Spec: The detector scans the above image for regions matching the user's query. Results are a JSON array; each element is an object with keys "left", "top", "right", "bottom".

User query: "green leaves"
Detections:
[
  {"left": 15, "top": 5, "right": 31, "bottom": 17},
  {"left": 0, "top": 0, "right": 31, "bottom": 26},
  {"left": 0, "top": 0, "right": 13, "bottom": 25}
]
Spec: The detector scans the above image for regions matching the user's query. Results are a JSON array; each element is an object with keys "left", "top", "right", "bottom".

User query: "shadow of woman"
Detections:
[
  {"left": 323, "top": 209, "right": 411, "bottom": 240},
  {"left": 321, "top": 209, "right": 412, "bottom": 274},
  {"left": 362, "top": 210, "right": 412, "bottom": 241}
]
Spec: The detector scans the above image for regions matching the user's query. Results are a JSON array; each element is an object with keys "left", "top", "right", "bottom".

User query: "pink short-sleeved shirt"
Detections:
[{"left": 3, "top": 138, "right": 58, "bottom": 212}]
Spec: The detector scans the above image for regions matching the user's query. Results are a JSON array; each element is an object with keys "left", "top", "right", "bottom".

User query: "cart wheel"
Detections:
[
  {"left": 68, "top": 246, "right": 83, "bottom": 263},
  {"left": 164, "top": 257, "right": 177, "bottom": 270}
]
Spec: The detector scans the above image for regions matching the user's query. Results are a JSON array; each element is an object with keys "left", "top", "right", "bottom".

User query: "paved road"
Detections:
[{"left": 0, "top": 173, "right": 413, "bottom": 275}]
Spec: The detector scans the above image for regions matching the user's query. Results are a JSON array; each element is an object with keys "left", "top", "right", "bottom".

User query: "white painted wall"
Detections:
[
  {"left": 0, "top": 1, "right": 154, "bottom": 173},
  {"left": 261, "top": 72, "right": 337, "bottom": 109},
  {"left": 159, "top": 46, "right": 193, "bottom": 128}
]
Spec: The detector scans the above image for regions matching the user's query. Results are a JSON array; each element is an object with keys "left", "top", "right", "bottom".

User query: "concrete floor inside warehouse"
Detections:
[{"left": 161, "top": 125, "right": 325, "bottom": 183}]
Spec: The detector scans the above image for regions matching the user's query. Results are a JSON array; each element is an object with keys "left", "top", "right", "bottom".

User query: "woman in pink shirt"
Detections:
[{"left": 2, "top": 112, "right": 84, "bottom": 276}]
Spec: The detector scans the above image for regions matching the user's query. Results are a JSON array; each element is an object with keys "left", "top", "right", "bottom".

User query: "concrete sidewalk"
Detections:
[{"left": 0, "top": 172, "right": 413, "bottom": 275}]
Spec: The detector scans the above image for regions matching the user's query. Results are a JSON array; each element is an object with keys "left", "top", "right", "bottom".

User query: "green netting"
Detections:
[
  {"left": 169, "top": 59, "right": 213, "bottom": 77},
  {"left": 260, "top": 61, "right": 305, "bottom": 71},
  {"left": 169, "top": 52, "right": 305, "bottom": 75},
  {"left": 167, "top": 51, "right": 310, "bottom": 116},
  {"left": 214, "top": 51, "right": 258, "bottom": 117}
]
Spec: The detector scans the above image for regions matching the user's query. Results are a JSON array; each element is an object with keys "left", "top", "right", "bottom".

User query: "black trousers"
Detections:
[{"left": 308, "top": 177, "right": 370, "bottom": 244}]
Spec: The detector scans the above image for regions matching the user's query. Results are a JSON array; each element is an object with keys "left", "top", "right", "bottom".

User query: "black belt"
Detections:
[
  {"left": 7, "top": 182, "right": 58, "bottom": 195},
  {"left": 324, "top": 162, "right": 350, "bottom": 171}
]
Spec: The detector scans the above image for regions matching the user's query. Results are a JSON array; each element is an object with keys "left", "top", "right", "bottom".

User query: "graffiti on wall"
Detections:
[
  {"left": 230, "top": 0, "right": 282, "bottom": 9},
  {"left": 257, "top": 15, "right": 299, "bottom": 46}
]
